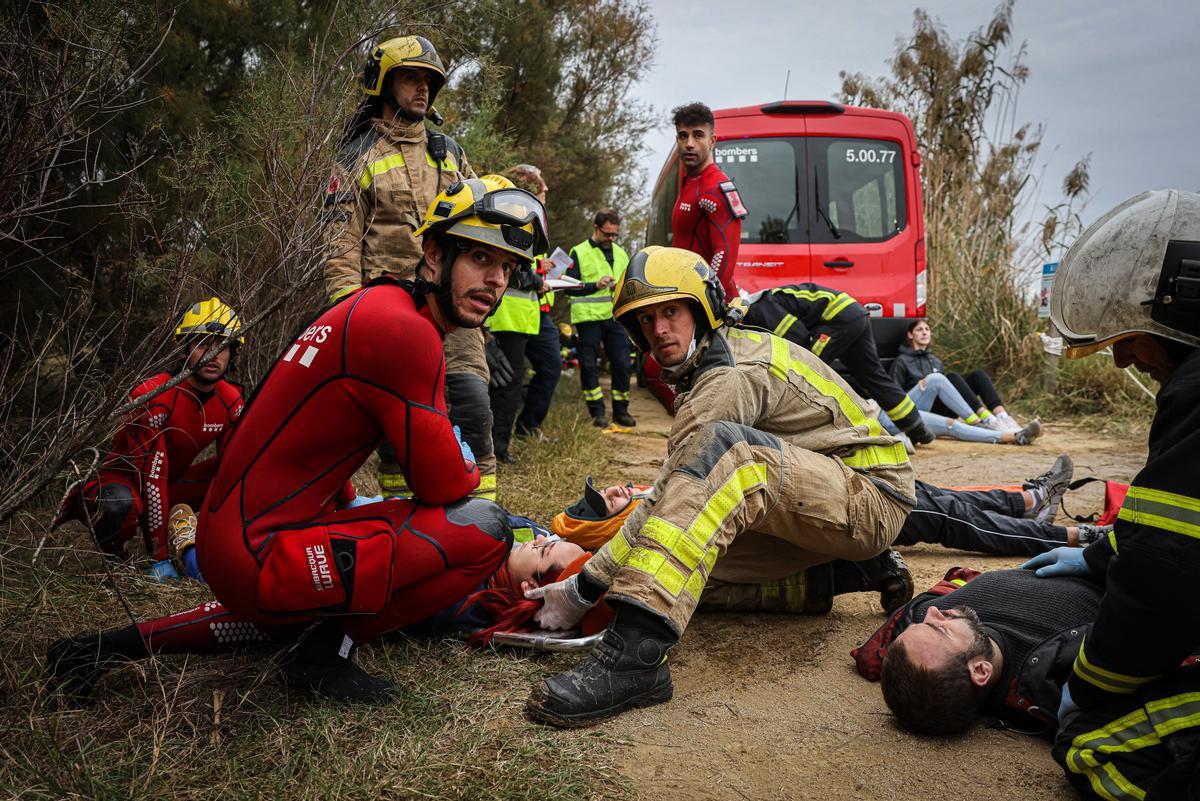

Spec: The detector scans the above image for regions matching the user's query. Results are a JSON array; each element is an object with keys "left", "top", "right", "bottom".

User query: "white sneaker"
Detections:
[
  {"left": 998, "top": 412, "right": 1023, "bottom": 432},
  {"left": 977, "top": 416, "right": 1005, "bottom": 432}
]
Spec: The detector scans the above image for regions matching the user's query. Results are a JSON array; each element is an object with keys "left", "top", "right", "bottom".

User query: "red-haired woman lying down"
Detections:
[{"left": 45, "top": 512, "right": 597, "bottom": 705}]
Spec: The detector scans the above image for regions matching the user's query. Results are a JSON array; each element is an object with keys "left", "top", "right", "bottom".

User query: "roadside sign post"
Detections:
[{"left": 1039, "top": 262, "right": 1060, "bottom": 392}]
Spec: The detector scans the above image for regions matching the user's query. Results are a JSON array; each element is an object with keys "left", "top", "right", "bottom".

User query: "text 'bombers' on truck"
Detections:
[{"left": 648, "top": 100, "right": 927, "bottom": 358}]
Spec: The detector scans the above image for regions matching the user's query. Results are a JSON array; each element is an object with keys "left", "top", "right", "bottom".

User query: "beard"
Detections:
[{"left": 947, "top": 606, "right": 994, "bottom": 661}]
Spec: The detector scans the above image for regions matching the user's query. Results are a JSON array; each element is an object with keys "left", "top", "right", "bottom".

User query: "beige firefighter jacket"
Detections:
[
  {"left": 322, "top": 116, "right": 475, "bottom": 300},
  {"left": 585, "top": 326, "right": 915, "bottom": 595}
]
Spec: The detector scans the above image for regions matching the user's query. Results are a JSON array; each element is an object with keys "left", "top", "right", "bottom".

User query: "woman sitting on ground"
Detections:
[{"left": 891, "top": 320, "right": 1024, "bottom": 432}]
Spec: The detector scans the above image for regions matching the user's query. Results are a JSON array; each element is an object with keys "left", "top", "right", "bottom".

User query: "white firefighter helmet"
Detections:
[{"left": 1052, "top": 189, "right": 1200, "bottom": 358}]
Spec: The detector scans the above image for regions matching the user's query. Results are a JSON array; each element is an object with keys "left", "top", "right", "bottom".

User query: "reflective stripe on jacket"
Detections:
[{"left": 322, "top": 117, "right": 474, "bottom": 301}]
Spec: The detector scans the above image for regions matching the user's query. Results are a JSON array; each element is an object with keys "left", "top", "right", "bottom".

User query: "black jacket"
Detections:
[
  {"left": 1069, "top": 346, "right": 1200, "bottom": 709},
  {"left": 888, "top": 344, "right": 945, "bottom": 390}
]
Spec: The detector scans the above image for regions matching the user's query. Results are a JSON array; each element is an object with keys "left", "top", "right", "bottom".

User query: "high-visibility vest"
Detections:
[
  {"left": 489, "top": 286, "right": 541, "bottom": 335},
  {"left": 569, "top": 240, "right": 629, "bottom": 324}
]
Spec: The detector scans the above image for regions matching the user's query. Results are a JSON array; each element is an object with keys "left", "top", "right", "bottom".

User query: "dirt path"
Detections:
[{"left": 592, "top": 387, "right": 1145, "bottom": 801}]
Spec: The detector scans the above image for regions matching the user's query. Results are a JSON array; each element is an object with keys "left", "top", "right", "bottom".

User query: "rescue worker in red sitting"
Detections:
[
  {"left": 46, "top": 176, "right": 549, "bottom": 704},
  {"left": 51, "top": 299, "right": 245, "bottom": 581},
  {"left": 523, "top": 245, "right": 916, "bottom": 727}
]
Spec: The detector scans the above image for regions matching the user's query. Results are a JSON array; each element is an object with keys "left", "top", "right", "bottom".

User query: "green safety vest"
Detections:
[
  {"left": 569, "top": 240, "right": 629, "bottom": 324},
  {"left": 489, "top": 286, "right": 541, "bottom": 335}
]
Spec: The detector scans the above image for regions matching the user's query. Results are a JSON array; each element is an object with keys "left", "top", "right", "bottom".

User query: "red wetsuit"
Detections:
[
  {"left": 197, "top": 278, "right": 510, "bottom": 642},
  {"left": 55, "top": 373, "right": 244, "bottom": 560},
  {"left": 671, "top": 162, "right": 746, "bottom": 299}
]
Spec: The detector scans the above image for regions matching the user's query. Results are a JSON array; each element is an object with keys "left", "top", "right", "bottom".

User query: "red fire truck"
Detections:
[{"left": 647, "top": 100, "right": 927, "bottom": 357}]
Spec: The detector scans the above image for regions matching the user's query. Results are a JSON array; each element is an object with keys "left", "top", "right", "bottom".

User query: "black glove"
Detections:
[
  {"left": 485, "top": 338, "right": 515, "bottom": 389},
  {"left": 903, "top": 417, "right": 936, "bottom": 445}
]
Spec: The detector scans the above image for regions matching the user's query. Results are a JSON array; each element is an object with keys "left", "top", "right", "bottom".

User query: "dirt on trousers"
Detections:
[{"left": 587, "top": 387, "right": 1145, "bottom": 801}]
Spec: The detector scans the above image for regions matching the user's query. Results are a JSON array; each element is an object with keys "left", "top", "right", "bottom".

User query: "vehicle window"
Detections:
[
  {"left": 809, "top": 137, "right": 906, "bottom": 244},
  {"left": 647, "top": 158, "right": 679, "bottom": 246},
  {"left": 713, "top": 138, "right": 801, "bottom": 244}
]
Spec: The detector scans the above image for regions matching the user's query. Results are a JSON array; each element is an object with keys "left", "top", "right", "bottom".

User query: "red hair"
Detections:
[
  {"left": 461, "top": 561, "right": 541, "bottom": 646},
  {"left": 461, "top": 553, "right": 614, "bottom": 646}
]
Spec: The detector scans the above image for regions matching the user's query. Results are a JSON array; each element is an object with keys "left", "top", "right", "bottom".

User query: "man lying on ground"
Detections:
[{"left": 856, "top": 542, "right": 1200, "bottom": 801}]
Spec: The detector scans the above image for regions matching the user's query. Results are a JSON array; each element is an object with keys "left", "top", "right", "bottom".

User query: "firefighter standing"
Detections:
[
  {"left": 322, "top": 36, "right": 498, "bottom": 500},
  {"left": 524, "top": 246, "right": 915, "bottom": 726},
  {"left": 745, "top": 284, "right": 936, "bottom": 444},
  {"left": 565, "top": 210, "right": 636, "bottom": 428},
  {"left": 1032, "top": 190, "right": 1200, "bottom": 800}
]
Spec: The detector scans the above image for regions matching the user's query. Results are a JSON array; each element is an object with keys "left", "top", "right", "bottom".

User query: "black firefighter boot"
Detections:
[
  {"left": 279, "top": 618, "right": 395, "bottom": 704},
  {"left": 612, "top": 401, "right": 637, "bottom": 428},
  {"left": 527, "top": 603, "right": 675, "bottom": 727},
  {"left": 831, "top": 549, "right": 915, "bottom": 613},
  {"left": 587, "top": 400, "right": 609, "bottom": 428}
]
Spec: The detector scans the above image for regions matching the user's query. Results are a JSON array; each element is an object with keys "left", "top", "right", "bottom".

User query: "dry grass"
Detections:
[{"left": 0, "top": 383, "right": 628, "bottom": 800}]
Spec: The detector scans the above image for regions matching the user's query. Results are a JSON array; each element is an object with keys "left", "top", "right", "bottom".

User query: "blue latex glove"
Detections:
[
  {"left": 1020, "top": 546, "right": 1090, "bottom": 578},
  {"left": 147, "top": 559, "right": 181, "bottom": 582},
  {"left": 453, "top": 425, "right": 475, "bottom": 465},
  {"left": 181, "top": 548, "right": 205, "bottom": 582},
  {"left": 342, "top": 494, "right": 383, "bottom": 509},
  {"left": 1057, "top": 682, "right": 1080, "bottom": 725}
]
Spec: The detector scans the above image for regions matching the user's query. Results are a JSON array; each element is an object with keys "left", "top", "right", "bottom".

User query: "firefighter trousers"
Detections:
[
  {"left": 1053, "top": 668, "right": 1200, "bottom": 801},
  {"left": 603, "top": 420, "right": 910, "bottom": 635}
]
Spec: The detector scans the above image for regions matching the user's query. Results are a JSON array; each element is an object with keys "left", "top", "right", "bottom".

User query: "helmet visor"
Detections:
[{"left": 442, "top": 189, "right": 548, "bottom": 252}]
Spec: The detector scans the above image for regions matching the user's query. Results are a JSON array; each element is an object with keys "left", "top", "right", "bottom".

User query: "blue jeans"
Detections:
[
  {"left": 880, "top": 410, "right": 1003, "bottom": 444},
  {"left": 906, "top": 373, "right": 976, "bottom": 419}
]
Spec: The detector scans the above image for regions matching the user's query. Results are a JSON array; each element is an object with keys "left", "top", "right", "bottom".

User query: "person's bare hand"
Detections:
[{"left": 597, "top": 275, "right": 615, "bottom": 288}]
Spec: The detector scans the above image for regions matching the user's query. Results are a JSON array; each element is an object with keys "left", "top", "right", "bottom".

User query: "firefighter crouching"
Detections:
[{"left": 523, "top": 245, "right": 916, "bottom": 727}]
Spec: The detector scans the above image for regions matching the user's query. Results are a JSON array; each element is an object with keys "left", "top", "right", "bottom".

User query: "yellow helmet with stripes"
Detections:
[
  {"left": 362, "top": 36, "right": 447, "bottom": 108},
  {"left": 613, "top": 246, "right": 727, "bottom": 351},
  {"left": 175, "top": 297, "right": 243, "bottom": 344},
  {"left": 414, "top": 175, "right": 549, "bottom": 264}
]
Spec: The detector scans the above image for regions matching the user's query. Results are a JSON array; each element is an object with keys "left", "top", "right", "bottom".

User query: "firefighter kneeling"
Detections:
[{"left": 525, "top": 246, "right": 917, "bottom": 727}]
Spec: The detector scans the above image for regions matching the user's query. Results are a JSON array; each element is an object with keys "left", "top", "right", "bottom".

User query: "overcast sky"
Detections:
[{"left": 635, "top": 0, "right": 1199, "bottom": 249}]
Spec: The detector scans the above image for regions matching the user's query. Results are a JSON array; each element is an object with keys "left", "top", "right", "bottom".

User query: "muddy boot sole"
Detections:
[{"left": 525, "top": 676, "right": 673, "bottom": 728}]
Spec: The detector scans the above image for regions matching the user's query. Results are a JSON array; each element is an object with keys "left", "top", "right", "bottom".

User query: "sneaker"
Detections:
[
  {"left": 978, "top": 416, "right": 1006, "bottom": 432},
  {"left": 1023, "top": 454, "right": 1074, "bottom": 523},
  {"left": 1076, "top": 523, "right": 1114, "bottom": 546},
  {"left": 1012, "top": 419, "right": 1042, "bottom": 446},
  {"left": 898, "top": 432, "right": 916, "bottom": 455},
  {"left": 998, "top": 412, "right": 1023, "bottom": 432},
  {"left": 169, "top": 504, "right": 198, "bottom": 555}
]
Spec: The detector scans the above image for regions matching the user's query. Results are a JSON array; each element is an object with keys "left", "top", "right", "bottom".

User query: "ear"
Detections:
[
  {"left": 421, "top": 238, "right": 442, "bottom": 281},
  {"left": 967, "top": 655, "right": 995, "bottom": 689},
  {"left": 520, "top": 579, "right": 534, "bottom": 595}
]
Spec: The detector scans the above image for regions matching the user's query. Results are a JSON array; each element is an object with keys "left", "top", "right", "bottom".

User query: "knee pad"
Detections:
[
  {"left": 444, "top": 498, "right": 513, "bottom": 548},
  {"left": 678, "top": 420, "right": 782, "bottom": 480},
  {"left": 93, "top": 482, "right": 137, "bottom": 553}
]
